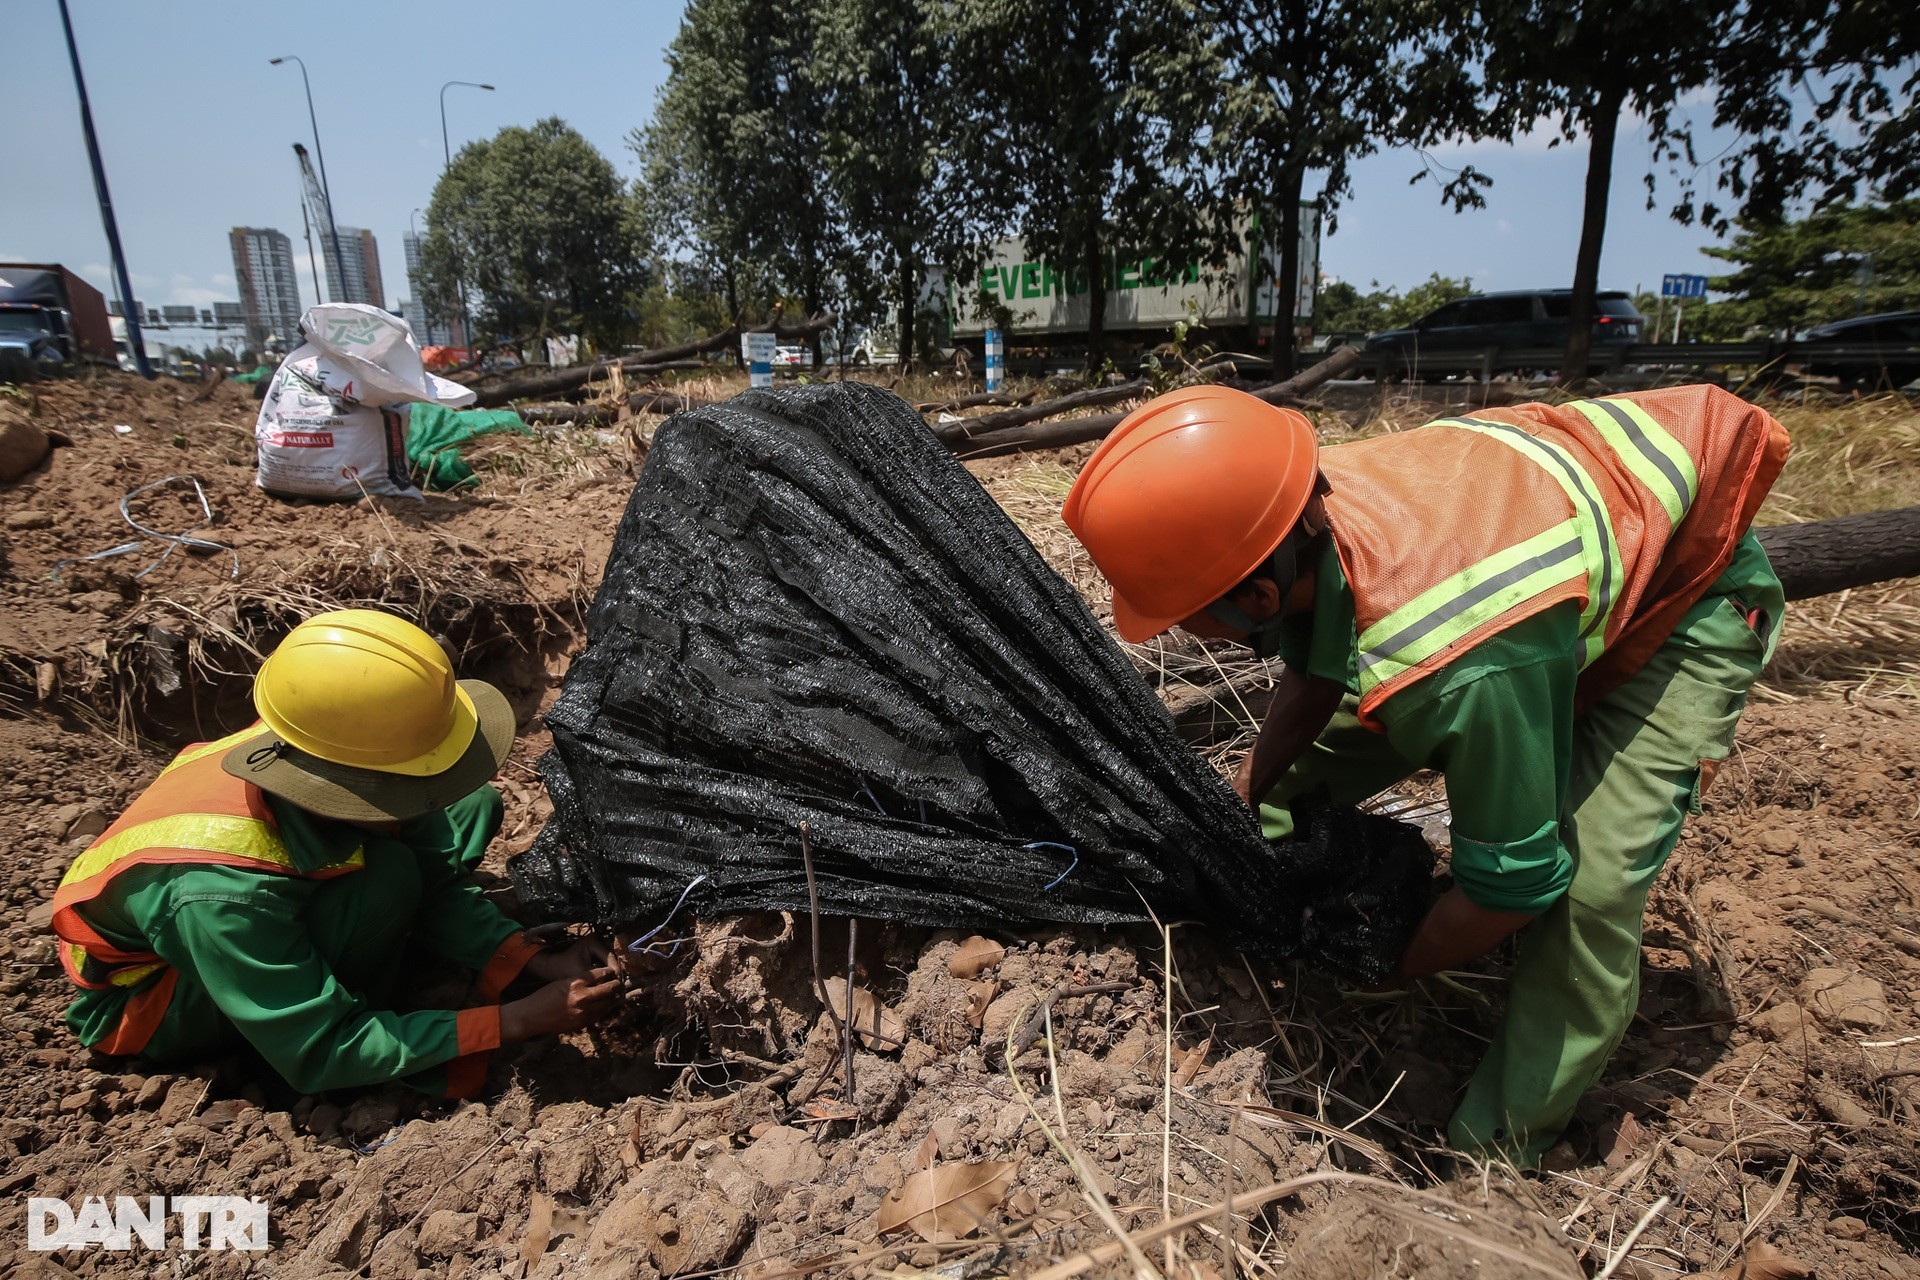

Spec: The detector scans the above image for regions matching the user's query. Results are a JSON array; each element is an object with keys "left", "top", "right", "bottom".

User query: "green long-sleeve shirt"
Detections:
[
  {"left": 1274, "top": 532, "right": 1783, "bottom": 914},
  {"left": 65, "top": 786, "right": 524, "bottom": 1095}
]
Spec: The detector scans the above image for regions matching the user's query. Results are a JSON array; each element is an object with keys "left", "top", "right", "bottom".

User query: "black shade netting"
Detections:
[{"left": 508, "top": 382, "right": 1434, "bottom": 982}]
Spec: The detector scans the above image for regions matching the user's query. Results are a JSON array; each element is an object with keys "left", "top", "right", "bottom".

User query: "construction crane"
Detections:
[{"left": 293, "top": 143, "right": 354, "bottom": 305}]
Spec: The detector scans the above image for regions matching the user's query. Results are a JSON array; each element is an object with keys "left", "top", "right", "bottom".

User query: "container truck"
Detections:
[
  {"left": 945, "top": 207, "right": 1321, "bottom": 363},
  {"left": 0, "top": 264, "right": 116, "bottom": 370}
]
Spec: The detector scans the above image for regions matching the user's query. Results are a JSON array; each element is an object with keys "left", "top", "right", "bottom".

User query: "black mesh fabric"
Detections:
[{"left": 509, "top": 383, "right": 1433, "bottom": 982}]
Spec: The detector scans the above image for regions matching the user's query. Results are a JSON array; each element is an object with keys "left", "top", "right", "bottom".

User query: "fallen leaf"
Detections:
[
  {"left": 966, "top": 979, "right": 998, "bottom": 1029},
  {"left": 519, "top": 1192, "right": 554, "bottom": 1269},
  {"left": 1007, "top": 1189, "right": 1039, "bottom": 1217},
  {"left": 914, "top": 1128, "right": 941, "bottom": 1172},
  {"left": 1700, "top": 1242, "right": 1817, "bottom": 1279},
  {"left": 949, "top": 936, "right": 1007, "bottom": 978},
  {"left": 519, "top": 1192, "right": 588, "bottom": 1267},
  {"left": 876, "top": 1160, "right": 1020, "bottom": 1243},
  {"left": 1601, "top": 1111, "right": 1647, "bottom": 1171},
  {"left": 801, "top": 1099, "right": 859, "bottom": 1123},
  {"left": 1171, "top": 1037, "right": 1212, "bottom": 1088},
  {"left": 822, "top": 977, "right": 906, "bottom": 1052}
]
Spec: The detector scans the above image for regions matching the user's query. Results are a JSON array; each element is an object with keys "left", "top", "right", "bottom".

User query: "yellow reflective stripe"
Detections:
[
  {"left": 158, "top": 727, "right": 263, "bottom": 779},
  {"left": 109, "top": 962, "right": 164, "bottom": 987},
  {"left": 1441, "top": 418, "right": 1623, "bottom": 666},
  {"left": 1357, "top": 520, "right": 1586, "bottom": 694},
  {"left": 1570, "top": 397, "right": 1698, "bottom": 526},
  {"left": 58, "top": 813, "right": 296, "bottom": 891}
]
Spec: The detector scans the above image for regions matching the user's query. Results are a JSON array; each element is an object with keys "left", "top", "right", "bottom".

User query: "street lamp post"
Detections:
[
  {"left": 438, "top": 81, "right": 493, "bottom": 348},
  {"left": 270, "top": 56, "right": 349, "bottom": 305},
  {"left": 439, "top": 80, "right": 495, "bottom": 166}
]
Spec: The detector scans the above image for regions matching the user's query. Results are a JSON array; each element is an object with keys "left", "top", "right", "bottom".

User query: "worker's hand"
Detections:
[
  {"left": 1231, "top": 755, "right": 1254, "bottom": 803},
  {"left": 499, "top": 967, "right": 622, "bottom": 1043},
  {"left": 525, "top": 936, "right": 612, "bottom": 984}
]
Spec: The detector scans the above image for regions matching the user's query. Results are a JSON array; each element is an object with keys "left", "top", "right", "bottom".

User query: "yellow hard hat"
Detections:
[{"left": 250, "top": 609, "right": 477, "bottom": 776}]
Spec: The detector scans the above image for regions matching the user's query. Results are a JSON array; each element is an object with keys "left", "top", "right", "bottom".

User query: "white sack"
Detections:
[{"left": 254, "top": 304, "right": 476, "bottom": 501}]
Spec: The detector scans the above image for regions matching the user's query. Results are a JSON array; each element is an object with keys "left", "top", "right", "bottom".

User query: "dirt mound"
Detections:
[{"left": 2, "top": 373, "right": 1918, "bottom": 1277}]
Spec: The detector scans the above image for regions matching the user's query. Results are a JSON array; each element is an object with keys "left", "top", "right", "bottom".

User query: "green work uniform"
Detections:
[
  {"left": 65, "top": 786, "right": 520, "bottom": 1097},
  {"left": 1262, "top": 533, "right": 1783, "bottom": 1165}
]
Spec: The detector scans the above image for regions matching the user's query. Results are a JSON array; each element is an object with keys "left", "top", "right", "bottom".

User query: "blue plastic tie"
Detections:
[
  {"left": 856, "top": 775, "right": 889, "bottom": 816},
  {"left": 1026, "top": 841, "right": 1080, "bottom": 891},
  {"left": 627, "top": 874, "right": 710, "bottom": 953}
]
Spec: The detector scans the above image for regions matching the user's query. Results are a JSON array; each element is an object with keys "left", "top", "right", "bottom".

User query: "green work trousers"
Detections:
[{"left": 1259, "top": 595, "right": 1770, "bottom": 1166}]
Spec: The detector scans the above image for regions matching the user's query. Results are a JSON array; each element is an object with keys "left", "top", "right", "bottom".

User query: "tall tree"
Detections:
[
  {"left": 422, "top": 118, "right": 646, "bottom": 352},
  {"left": 813, "top": 0, "right": 960, "bottom": 368},
  {"left": 1171, "top": 0, "right": 1479, "bottom": 375},
  {"left": 1457, "top": 0, "right": 1739, "bottom": 380},
  {"left": 636, "top": 0, "right": 846, "bottom": 352},
  {"left": 949, "top": 0, "right": 1203, "bottom": 370}
]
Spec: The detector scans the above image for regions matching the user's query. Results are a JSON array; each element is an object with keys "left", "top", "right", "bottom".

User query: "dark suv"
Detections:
[
  {"left": 1796, "top": 311, "right": 1920, "bottom": 389},
  {"left": 1365, "top": 290, "right": 1644, "bottom": 363}
]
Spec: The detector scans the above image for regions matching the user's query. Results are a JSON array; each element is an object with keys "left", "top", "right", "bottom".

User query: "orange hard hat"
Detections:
[{"left": 1062, "top": 385, "right": 1319, "bottom": 642}]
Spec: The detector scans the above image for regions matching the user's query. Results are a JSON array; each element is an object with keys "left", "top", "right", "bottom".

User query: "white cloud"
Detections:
[
  {"left": 213, "top": 271, "right": 235, "bottom": 287},
  {"left": 1497, "top": 218, "right": 1513, "bottom": 234}
]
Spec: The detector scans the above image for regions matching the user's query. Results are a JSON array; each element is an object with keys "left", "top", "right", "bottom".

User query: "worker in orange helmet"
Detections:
[
  {"left": 1064, "top": 384, "right": 1791, "bottom": 1166},
  {"left": 50, "top": 610, "right": 622, "bottom": 1097}
]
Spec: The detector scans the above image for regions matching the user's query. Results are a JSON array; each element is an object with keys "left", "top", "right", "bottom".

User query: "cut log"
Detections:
[
  {"left": 950, "top": 346, "right": 1365, "bottom": 459},
  {"left": 934, "top": 379, "right": 1151, "bottom": 443},
  {"left": 1756, "top": 505, "right": 1920, "bottom": 601},
  {"left": 464, "top": 316, "right": 835, "bottom": 408}
]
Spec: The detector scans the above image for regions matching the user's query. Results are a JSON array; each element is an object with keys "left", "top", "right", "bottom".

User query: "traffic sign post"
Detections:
[
  {"left": 984, "top": 328, "right": 1003, "bottom": 393},
  {"left": 742, "top": 331, "right": 776, "bottom": 389},
  {"left": 1660, "top": 274, "right": 1709, "bottom": 343}
]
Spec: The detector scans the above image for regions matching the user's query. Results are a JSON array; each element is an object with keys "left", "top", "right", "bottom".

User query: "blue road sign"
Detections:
[{"left": 1661, "top": 273, "right": 1708, "bottom": 300}]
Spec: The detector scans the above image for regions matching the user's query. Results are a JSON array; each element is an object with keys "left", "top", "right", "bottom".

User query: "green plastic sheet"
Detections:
[{"left": 407, "top": 403, "right": 531, "bottom": 491}]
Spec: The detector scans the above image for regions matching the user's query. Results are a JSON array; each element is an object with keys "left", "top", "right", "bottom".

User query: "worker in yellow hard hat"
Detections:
[
  {"left": 50, "top": 609, "right": 621, "bottom": 1097},
  {"left": 1065, "top": 384, "right": 1792, "bottom": 1166}
]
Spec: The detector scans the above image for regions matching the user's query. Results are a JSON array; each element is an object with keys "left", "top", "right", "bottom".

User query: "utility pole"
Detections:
[{"left": 57, "top": 0, "right": 151, "bottom": 377}]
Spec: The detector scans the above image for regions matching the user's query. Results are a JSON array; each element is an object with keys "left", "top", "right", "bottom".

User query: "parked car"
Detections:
[
  {"left": 1795, "top": 311, "right": 1920, "bottom": 389},
  {"left": 771, "top": 344, "right": 814, "bottom": 369},
  {"left": 1365, "top": 290, "right": 1644, "bottom": 365}
]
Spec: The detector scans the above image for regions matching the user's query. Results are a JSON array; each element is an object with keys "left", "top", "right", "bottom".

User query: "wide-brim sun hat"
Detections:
[{"left": 222, "top": 678, "right": 515, "bottom": 823}]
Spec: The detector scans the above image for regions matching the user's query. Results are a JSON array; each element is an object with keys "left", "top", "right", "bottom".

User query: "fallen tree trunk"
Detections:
[
  {"left": 934, "top": 379, "right": 1151, "bottom": 443},
  {"left": 1162, "top": 504, "right": 1920, "bottom": 744},
  {"left": 465, "top": 316, "right": 835, "bottom": 408},
  {"left": 1756, "top": 505, "right": 1920, "bottom": 601},
  {"left": 951, "top": 345, "right": 1365, "bottom": 459}
]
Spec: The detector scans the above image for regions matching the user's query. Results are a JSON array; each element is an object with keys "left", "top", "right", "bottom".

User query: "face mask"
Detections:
[{"left": 1203, "top": 524, "right": 1327, "bottom": 659}]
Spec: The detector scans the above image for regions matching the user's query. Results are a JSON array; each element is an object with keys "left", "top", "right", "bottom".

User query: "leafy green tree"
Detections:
[
  {"left": 1449, "top": 0, "right": 1740, "bottom": 380},
  {"left": 813, "top": 0, "right": 961, "bottom": 368},
  {"left": 1171, "top": 0, "right": 1481, "bottom": 375},
  {"left": 636, "top": 0, "right": 846, "bottom": 354},
  {"left": 948, "top": 0, "right": 1205, "bottom": 369},
  {"left": 422, "top": 118, "right": 647, "bottom": 352},
  {"left": 1315, "top": 273, "right": 1476, "bottom": 334},
  {"left": 1695, "top": 2, "right": 1918, "bottom": 229},
  {"left": 1701, "top": 202, "right": 1920, "bottom": 334}
]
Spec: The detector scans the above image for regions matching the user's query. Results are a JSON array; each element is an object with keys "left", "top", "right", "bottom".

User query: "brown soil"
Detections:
[{"left": 1, "top": 372, "right": 1917, "bottom": 1279}]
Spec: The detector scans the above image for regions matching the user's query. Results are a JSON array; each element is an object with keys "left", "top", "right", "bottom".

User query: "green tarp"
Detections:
[{"left": 407, "top": 403, "right": 531, "bottom": 491}]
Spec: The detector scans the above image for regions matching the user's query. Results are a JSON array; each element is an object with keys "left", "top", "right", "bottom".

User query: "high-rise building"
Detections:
[
  {"left": 401, "top": 232, "right": 463, "bottom": 345},
  {"left": 321, "top": 226, "right": 385, "bottom": 310},
  {"left": 229, "top": 227, "right": 303, "bottom": 348}
]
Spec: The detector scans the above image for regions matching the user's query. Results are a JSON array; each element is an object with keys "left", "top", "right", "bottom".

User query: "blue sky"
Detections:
[{"left": 4, "top": 1, "right": 1741, "bottom": 322}]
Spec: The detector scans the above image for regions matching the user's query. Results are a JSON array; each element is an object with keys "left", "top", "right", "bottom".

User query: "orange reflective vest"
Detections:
[
  {"left": 50, "top": 726, "right": 364, "bottom": 1052},
  {"left": 1320, "top": 385, "right": 1790, "bottom": 728}
]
